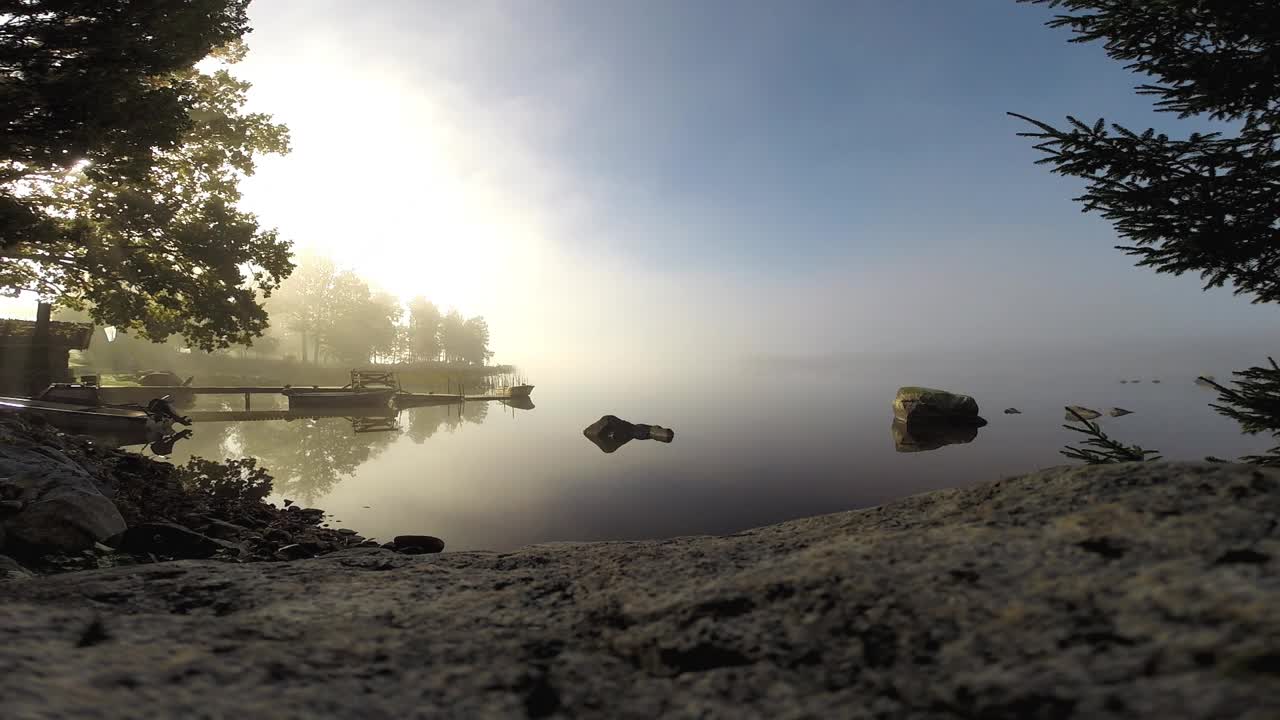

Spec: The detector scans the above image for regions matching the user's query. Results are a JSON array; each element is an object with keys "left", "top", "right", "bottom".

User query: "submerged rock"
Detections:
[
  {"left": 892, "top": 387, "right": 985, "bottom": 426},
  {"left": 1109, "top": 408, "right": 1135, "bottom": 418},
  {"left": 1003, "top": 408, "right": 1022, "bottom": 415},
  {"left": 0, "top": 462, "right": 1276, "bottom": 717},
  {"left": 1065, "top": 405, "right": 1103, "bottom": 421},
  {"left": 891, "top": 419, "right": 979, "bottom": 453},
  {"left": 583, "top": 415, "right": 676, "bottom": 453}
]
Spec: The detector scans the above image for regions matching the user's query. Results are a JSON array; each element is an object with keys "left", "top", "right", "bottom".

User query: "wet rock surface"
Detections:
[
  {"left": 2, "top": 462, "right": 1277, "bottom": 719},
  {"left": 892, "top": 387, "right": 986, "bottom": 426},
  {"left": 583, "top": 415, "right": 676, "bottom": 453}
]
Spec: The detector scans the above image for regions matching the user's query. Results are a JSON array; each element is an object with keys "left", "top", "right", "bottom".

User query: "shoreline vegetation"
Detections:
[{"left": 0, "top": 414, "right": 430, "bottom": 579}]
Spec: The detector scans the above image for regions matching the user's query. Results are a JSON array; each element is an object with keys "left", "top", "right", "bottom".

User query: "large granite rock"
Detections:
[
  {"left": 892, "top": 387, "right": 986, "bottom": 426},
  {"left": 0, "top": 443, "right": 126, "bottom": 553},
  {"left": 1, "top": 462, "right": 1277, "bottom": 719}
]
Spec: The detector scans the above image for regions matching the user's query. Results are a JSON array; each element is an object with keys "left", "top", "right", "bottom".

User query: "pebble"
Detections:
[{"left": 337, "top": 528, "right": 357, "bottom": 536}]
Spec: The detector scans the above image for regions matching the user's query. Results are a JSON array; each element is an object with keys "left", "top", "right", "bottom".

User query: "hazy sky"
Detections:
[{"left": 9, "top": 0, "right": 1278, "bottom": 369}]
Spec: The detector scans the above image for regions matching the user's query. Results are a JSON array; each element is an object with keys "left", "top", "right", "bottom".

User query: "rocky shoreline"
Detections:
[
  {"left": 0, "top": 415, "right": 435, "bottom": 579},
  {"left": 1, "top": 444, "right": 1277, "bottom": 717}
]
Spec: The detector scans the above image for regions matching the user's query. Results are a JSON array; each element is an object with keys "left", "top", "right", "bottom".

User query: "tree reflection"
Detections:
[{"left": 233, "top": 416, "right": 399, "bottom": 502}]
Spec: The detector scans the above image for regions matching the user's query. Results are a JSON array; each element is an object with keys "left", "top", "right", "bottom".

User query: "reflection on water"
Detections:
[
  {"left": 121, "top": 357, "right": 1279, "bottom": 552},
  {"left": 155, "top": 397, "right": 527, "bottom": 504},
  {"left": 891, "top": 420, "right": 980, "bottom": 453}
]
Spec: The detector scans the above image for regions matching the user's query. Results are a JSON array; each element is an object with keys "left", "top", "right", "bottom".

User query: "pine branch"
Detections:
[{"left": 1061, "top": 407, "right": 1162, "bottom": 464}]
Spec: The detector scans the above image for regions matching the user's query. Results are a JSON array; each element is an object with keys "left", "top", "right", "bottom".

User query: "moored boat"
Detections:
[
  {"left": 505, "top": 384, "right": 534, "bottom": 398},
  {"left": 0, "top": 384, "right": 187, "bottom": 441}
]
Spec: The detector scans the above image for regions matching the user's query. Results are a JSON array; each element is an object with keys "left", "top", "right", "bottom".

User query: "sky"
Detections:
[{"left": 8, "top": 0, "right": 1278, "bottom": 371}]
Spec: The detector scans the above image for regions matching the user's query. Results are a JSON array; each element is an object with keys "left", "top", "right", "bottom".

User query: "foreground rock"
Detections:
[
  {"left": 0, "top": 425, "right": 126, "bottom": 552},
  {"left": 2, "top": 462, "right": 1277, "bottom": 718},
  {"left": 583, "top": 415, "right": 675, "bottom": 454},
  {"left": 892, "top": 387, "right": 986, "bottom": 426},
  {"left": 0, "top": 415, "right": 380, "bottom": 573}
]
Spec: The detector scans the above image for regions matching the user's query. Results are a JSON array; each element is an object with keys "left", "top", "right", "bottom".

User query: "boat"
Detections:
[
  {"left": 281, "top": 386, "right": 397, "bottom": 409},
  {"left": 0, "top": 384, "right": 188, "bottom": 442},
  {"left": 505, "top": 384, "right": 535, "bottom": 398}
]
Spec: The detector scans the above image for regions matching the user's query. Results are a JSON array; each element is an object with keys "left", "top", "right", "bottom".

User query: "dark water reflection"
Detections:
[{"left": 145, "top": 356, "right": 1273, "bottom": 552}]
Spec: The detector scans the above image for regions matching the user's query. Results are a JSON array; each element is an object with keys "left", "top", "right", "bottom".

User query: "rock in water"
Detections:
[
  {"left": 891, "top": 419, "right": 979, "bottom": 453},
  {"left": 0, "top": 445, "right": 126, "bottom": 552},
  {"left": 1109, "top": 408, "right": 1135, "bottom": 418},
  {"left": 1003, "top": 408, "right": 1022, "bottom": 415},
  {"left": 1065, "top": 406, "right": 1103, "bottom": 421},
  {"left": 0, "top": 462, "right": 1276, "bottom": 717},
  {"left": 583, "top": 415, "right": 676, "bottom": 453},
  {"left": 892, "top": 387, "right": 986, "bottom": 425}
]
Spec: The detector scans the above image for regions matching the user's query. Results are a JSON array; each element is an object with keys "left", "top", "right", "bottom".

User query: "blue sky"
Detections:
[{"left": 220, "top": 0, "right": 1280, "bottom": 366}]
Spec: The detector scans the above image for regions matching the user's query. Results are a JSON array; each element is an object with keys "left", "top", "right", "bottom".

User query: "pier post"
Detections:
[{"left": 244, "top": 392, "right": 250, "bottom": 411}]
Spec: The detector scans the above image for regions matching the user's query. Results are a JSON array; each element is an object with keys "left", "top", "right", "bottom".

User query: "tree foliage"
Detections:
[
  {"left": 1202, "top": 363, "right": 1280, "bottom": 467},
  {"left": 1011, "top": 0, "right": 1280, "bottom": 303},
  {"left": 1061, "top": 407, "right": 1162, "bottom": 464},
  {"left": 0, "top": 3, "right": 292, "bottom": 350},
  {"left": 1018, "top": 1, "right": 1280, "bottom": 466}
]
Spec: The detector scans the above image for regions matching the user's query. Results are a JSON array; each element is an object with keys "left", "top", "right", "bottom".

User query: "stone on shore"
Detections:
[
  {"left": 0, "top": 554, "right": 32, "bottom": 582},
  {"left": 0, "top": 444, "right": 126, "bottom": 552},
  {"left": 892, "top": 387, "right": 986, "bottom": 426},
  {"left": 2, "top": 462, "right": 1275, "bottom": 718}
]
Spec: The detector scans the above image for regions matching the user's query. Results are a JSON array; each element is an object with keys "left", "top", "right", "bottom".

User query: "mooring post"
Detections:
[{"left": 244, "top": 392, "right": 250, "bottom": 411}]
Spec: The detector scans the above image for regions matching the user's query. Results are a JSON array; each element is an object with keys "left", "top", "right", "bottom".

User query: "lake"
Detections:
[{"left": 148, "top": 347, "right": 1275, "bottom": 551}]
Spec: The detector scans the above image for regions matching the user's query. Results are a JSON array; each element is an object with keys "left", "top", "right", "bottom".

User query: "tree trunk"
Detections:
[
  {"left": 300, "top": 331, "right": 308, "bottom": 364},
  {"left": 26, "top": 301, "right": 52, "bottom": 395}
]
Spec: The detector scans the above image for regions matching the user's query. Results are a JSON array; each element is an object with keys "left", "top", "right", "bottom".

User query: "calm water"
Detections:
[{"left": 148, "top": 350, "right": 1273, "bottom": 551}]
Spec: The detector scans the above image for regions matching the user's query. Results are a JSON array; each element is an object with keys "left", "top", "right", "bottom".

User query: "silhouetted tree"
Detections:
[
  {"left": 407, "top": 297, "right": 442, "bottom": 362},
  {"left": 1, "top": 5, "right": 292, "bottom": 351},
  {"left": 439, "top": 310, "right": 467, "bottom": 364},
  {"left": 1015, "top": 0, "right": 1280, "bottom": 463}
]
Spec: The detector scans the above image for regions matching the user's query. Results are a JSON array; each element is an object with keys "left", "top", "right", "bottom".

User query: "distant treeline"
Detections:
[
  {"left": 61, "top": 252, "right": 497, "bottom": 371},
  {"left": 264, "top": 253, "right": 493, "bottom": 366}
]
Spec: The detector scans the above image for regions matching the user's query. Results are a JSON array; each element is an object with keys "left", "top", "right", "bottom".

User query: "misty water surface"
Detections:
[{"left": 144, "top": 345, "right": 1276, "bottom": 552}]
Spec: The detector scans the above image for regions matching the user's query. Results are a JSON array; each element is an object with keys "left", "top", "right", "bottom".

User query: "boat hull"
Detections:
[
  {"left": 0, "top": 396, "right": 174, "bottom": 442},
  {"left": 506, "top": 384, "right": 535, "bottom": 398}
]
